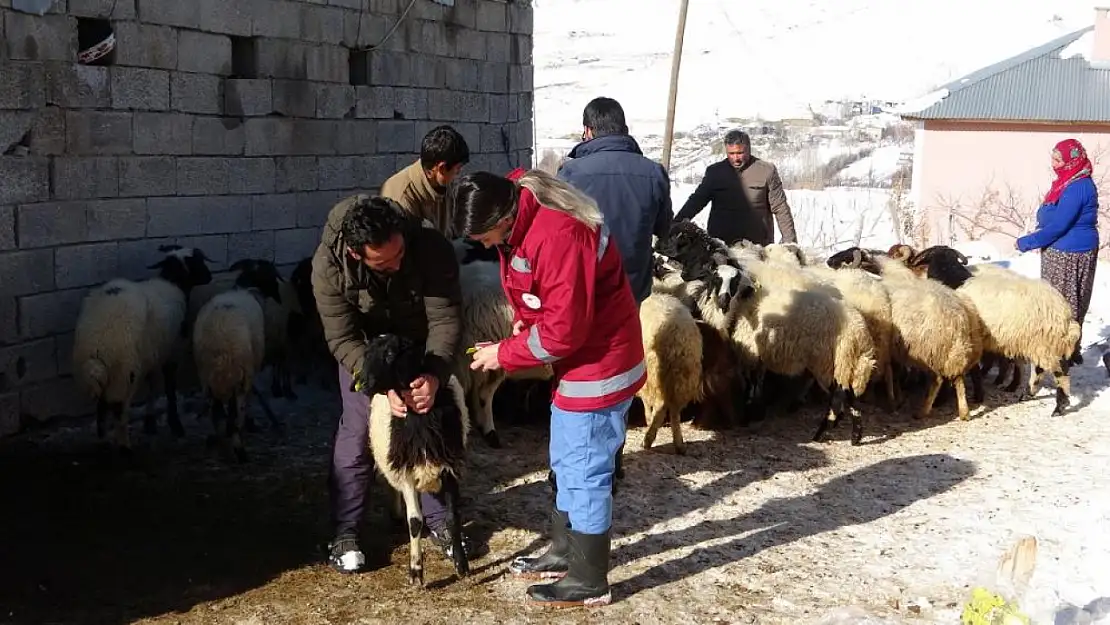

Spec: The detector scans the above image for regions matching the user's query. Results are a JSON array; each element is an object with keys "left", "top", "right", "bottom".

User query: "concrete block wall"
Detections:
[{"left": 0, "top": 0, "right": 535, "bottom": 436}]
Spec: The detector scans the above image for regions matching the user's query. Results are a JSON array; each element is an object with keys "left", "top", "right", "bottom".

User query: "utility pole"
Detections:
[{"left": 660, "top": 0, "right": 690, "bottom": 172}]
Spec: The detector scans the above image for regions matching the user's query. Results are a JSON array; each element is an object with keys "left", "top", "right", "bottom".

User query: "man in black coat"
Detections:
[{"left": 674, "top": 130, "right": 798, "bottom": 246}]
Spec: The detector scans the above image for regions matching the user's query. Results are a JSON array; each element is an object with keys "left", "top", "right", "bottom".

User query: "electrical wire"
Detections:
[{"left": 353, "top": 0, "right": 421, "bottom": 52}]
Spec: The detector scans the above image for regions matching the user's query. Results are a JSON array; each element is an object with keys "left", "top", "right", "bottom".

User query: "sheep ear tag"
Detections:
[{"left": 521, "top": 293, "right": 542, "bottom": 310}]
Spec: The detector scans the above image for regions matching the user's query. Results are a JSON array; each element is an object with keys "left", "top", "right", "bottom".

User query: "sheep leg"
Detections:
[
  {"left": 1005, "top": 360, "right": 1024, "bottom": 394},
  {"left": 1027, "top": 364, "right": 1048, "bottom": 398},
  {"left": 270, "top": 362, "right": 285, "bottom": 398},
  {"left": 969, "top": 365, "right": 985, "bottom": 404},
  {"left": 228, "top": 392, "right": 249, "bottom": 463},
  {"left": 953, "top": 375, "right": 970, "bottom": 421},
  {"left": 992, "top": 358, "right": 1010, "bottom": 386},
  {"left": 883, "top": 363, "right": 897, "bottom": 411},
  {"left": 143, "top": 370, "right": 162, "bottom": 436},
  {"left": 668, "top": 407, "right": 686, "bottom": 455},
  {"left": 399, "top": 481, "right": 425, "bottom": 587},
  {"left": 111, "top": 401, "right": 133, "bottom": 458},
  {"left": 440, "top": 471, "right": 469, "bottom": 577},
  {"left": 1052, "top": 359, "right": 1071, "bottom": 417},
  {"left": 162, "top": 362, "right": 185, "bottom": 439},
  {"left": 787, "top": 376, "right": 816, "bottom": 412},
  {"left": 249, "top": 383, "right": 283, "bottom": 433},
  {"left": 847, "top": 391, "right": 864, "bottom": 445},
  {"left": 642, "top": 400, "right": 664, "bottom": 451},
  {"left": 915, "top": 375, "right": 944, "bottom": 419},
  {"left": 474, "top": 375, "right": 503, "bottom": 449},
  {"left": 95, "top": 397, "right": 108, "bottom": 439}
]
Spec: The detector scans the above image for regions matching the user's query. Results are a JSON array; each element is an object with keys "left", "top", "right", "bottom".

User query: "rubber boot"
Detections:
[
  {"left": 509, "top": 508, "right": 570, "bottom": 579},
  {"left": 526, "top": 529, "right": 612, "bottom": 607}
]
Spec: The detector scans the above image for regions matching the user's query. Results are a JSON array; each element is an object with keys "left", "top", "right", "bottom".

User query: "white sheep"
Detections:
[
  {"left": 907, "top": 245, "right": 1081, "bottom": 416},
  {"left": 452, "top": 245, "right": 552, "bottom": 448},
  {"left": 636, "top": 293, "right": 703, "bottom": 455},
  {"left": 72, "top": 246, "right": 213, "bottom": 455},
  {"left": 191, "top": 260, "right": 285, "bottom": 462},
  {"left": 827, "top": 247, "right": 985, "bottom": 421},
  {"left": 363, "top": 333, "right": 471, "bottom": 587}
]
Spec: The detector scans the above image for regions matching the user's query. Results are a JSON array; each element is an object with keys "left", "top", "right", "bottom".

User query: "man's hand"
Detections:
[
  {"left": 470, "top": 342, "right": 502, "bottom": 372},
  {"left": 386, "top": 390, "right": 408, "bottom": 418},
  {"left": 512, "top": 320, "right": 526, "bottom": 336},
  {"left": 405, "top": 374, "right": 440, "bottom": 414}
]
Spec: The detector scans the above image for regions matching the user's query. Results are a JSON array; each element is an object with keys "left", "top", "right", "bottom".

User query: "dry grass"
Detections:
[{"left": 1, "top": 361, "right": 1108, "bottom": 625}]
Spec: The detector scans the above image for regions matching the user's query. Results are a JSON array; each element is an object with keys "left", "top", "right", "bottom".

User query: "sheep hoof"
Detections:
[
  {"left": 673, "top": 443, "right": 687, "bottom": 455},
  {"left": 483, "top": 430, "right": 502, "bottom": 449},
  {"left": 1052, "top": 388, "right": 1070, "bottom": 416},
  {"left": 408, "top": 567, "right": 424, "bottom": 587}
]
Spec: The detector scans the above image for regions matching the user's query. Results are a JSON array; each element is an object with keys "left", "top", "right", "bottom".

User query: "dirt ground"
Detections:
[{"left": 2, "top": 357, "right": 1109, "bottom": 625}]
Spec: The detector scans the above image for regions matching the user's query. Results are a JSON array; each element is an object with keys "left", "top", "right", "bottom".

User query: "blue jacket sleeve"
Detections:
[{"left": 1017, "top": 186, "right": 1084, "bottom": 252}]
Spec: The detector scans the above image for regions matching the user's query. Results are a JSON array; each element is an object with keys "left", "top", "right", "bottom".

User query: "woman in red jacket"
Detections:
[{"left": 452, "top": 167, "right": 646, "bottom": 607}]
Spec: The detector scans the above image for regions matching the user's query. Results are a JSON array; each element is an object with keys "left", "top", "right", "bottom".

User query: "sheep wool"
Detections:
[{"left": 636, "top": 293, "right": 704, "bottom": 454}]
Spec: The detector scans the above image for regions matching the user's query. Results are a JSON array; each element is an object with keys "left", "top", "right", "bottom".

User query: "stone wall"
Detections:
[{"left": 0, "top": 0, "right": 534, "bottom": 436}]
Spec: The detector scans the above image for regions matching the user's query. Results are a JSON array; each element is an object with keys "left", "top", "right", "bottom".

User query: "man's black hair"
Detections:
[
  {"left": 582, "top": 97, "right": 628, "bottom": 137},
  {"left": 420, "top": 125, "right": 471, "bottom": 171},
  {"left": 724, "top": 129, "right": 751, "bottom": 149},
  {"left": 341, "top": 196, "right": 410, "bottom": 250}
]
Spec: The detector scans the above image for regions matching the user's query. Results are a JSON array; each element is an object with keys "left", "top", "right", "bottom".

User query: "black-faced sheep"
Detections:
[
  {"left": 192, "top": 260, "right": 283, "bottom": 462},
  {"left": 362, "top": 332, "right": 470, "bottom": 586},
  {"left": 636, "top": 293, "right": 703, "bottom": 454},
  {"left": 907, "top": 245, "right": 1081, "bottom": 416},
  {"left": 828, "top": 246, "right": 984, "bottom": 421},
  {"left": 72, "top": 245, "right": 213, "bottom": 455}
]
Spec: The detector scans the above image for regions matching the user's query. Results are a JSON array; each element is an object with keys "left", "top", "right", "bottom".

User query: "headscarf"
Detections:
[{"left": 1044, "top": 138, "right": 1092, "bottom": 205}]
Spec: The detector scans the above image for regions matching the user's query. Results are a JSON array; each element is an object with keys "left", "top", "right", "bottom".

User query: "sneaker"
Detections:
[
  {"left": 426, "top": 525, "right": 485, "bottom": 561},
  {"left": 328, "top": 533, "right": 366, "bottom": 574}
]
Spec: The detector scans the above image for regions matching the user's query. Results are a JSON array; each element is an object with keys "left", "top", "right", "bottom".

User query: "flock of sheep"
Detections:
[{"left": 63, "top": 216, "right": 1092, "bottom": 586}]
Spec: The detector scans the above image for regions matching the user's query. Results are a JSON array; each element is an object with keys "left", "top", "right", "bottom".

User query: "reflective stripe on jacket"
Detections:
[{"left": 495, "top": 173, "right": 646, "bottom": 412}]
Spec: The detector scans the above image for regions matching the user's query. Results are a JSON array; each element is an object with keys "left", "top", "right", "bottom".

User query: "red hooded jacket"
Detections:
[{"left": 495, "top": 169, "right": 646, "bottom": 412}]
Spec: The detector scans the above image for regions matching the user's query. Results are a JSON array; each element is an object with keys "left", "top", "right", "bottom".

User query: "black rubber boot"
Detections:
[
  {"left": 509, "top": 508, "right": 571, "bottom": 579},
  {"left": 526, "top": 529, "right": 612, "bottom": 607}
]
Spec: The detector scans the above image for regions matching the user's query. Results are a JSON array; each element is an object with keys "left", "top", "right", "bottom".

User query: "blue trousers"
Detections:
[{"left": 549, "top": 398, "right": 631, "bottom": 535}]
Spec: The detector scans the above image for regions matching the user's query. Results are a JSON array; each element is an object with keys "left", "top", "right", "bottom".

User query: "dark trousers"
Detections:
[{"left": 330, "top": 364, "right": 447, "bottom": 537}]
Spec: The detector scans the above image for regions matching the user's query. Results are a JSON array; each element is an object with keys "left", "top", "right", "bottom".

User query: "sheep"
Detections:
[
  {"left": 363, "top": 332, "right": 470, "bottom": 587},
  {"left": 287, "top": 256, "right": 337, "bottom": 392},
  {"left": 726, "top": 272, "right": 877, "bottom": 445},
  {"left": 72, "top": 245, "right": 214, "bottom": 455},
  {"left": 636, "top": 293, "right": 703, "bottom": 454},
  {"left": 451, "top": 244, "right": 552, "bottom": 448},
  {"left": 827, "top": 247, "right": 984, "bottom": 421},
  {"left": 776, "top": 245, "right": 898, "bottom": 409},
  {"left": 191, "top": 260, "right": 283, "bottom": 462},
  {"left": 907, "top": 245, "right": 1082, "bottom": 416},
  {"left": 690, "top": 319, "right": 747, "bottom": 430},
  {"left": 659, "top": 222, "right": 874, "bottom": 444}
]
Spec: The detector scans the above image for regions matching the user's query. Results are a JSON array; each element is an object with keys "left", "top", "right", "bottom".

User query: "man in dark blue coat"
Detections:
[{"left": 558, "top": 97, "right": 673, "bottom": 304}]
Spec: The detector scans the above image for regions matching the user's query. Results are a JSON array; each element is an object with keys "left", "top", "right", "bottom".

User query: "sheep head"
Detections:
[
  {"left": 654, "top": 220, "right": 730, "bottom": 283},
  {"left": 908, "top": 245, "right": 973, "bottom": 289},
  {"left": 707, "top": 261, "right": 755, "bottom": 311},
  {"left": 361, "top": 333, "right": 426, "bottom": 396},
  {"left": 826, "top": 247, "right": 883, "bottom": 275},
  {"left": 149, "top": 245, "right": 214, "bottom": 292},
  {"left": 887, "top": 244, "right": 917, "bottom": 264},
  {"left": 651, "top": 252, "right": 682, "bottom": 281},
  {"left": 230, "top": 258, "right": 285, "bottom": 303},
  {"left": 765, "top": 243, "right": 805, "bottom": 267}
]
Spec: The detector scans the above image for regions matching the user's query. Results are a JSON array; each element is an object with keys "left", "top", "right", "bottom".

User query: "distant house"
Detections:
[{"left": 900, "top": 8, "right": 1110, "bottom": 256}]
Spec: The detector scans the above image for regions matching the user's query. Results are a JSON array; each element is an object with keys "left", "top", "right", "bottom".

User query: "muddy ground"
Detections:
[{"left": 1, "top": 357, "right": 1108, "bottom": 625}]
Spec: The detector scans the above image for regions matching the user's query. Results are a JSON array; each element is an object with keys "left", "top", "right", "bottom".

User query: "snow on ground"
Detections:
[{"left": 835, "top": 145, "right": 908, "bottom": 186}]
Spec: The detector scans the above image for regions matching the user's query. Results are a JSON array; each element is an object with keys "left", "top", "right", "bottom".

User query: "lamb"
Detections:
[
  {"left": 363, "top": 332, "right": 470, "bottom": 586},
  {"left": 907, "top": 245, "right": 1081, "bottom": 416},
  {"left": 827, "top": 247, "right": 984, "bottom": 421},
  {"left": 72, "top": 246, "right": 213, "bottom": 455},
  {"left": 191, "top": 259, "right": 284, "bottom": 462},
  {"left": 452, "top": 245, "right": 552, "bottom": 448},
  {"left": 636, "top": 293, "right": 703, "bottom": 454}
]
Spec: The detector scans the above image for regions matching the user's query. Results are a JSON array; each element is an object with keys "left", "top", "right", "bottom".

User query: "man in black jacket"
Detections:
[{"left": 675, "top": 130, "right": 797, "bottom": 246}]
